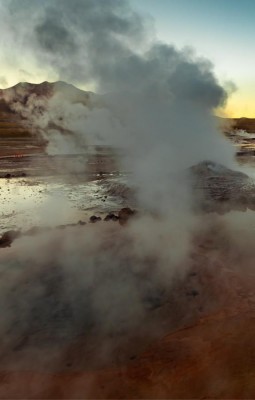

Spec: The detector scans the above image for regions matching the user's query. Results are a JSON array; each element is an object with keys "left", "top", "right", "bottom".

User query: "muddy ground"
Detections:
[
  {"left": 0, "top": 147, "right": 255, "bottom": 398},
  {"left": 0, "top": 215, "right": 255, "bottom": 398}
]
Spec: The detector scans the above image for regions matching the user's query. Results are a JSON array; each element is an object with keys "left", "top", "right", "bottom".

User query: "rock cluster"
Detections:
[
  {"left": 0, "top": 230, "right": 21, "bottom": 247},
  {"left": 0, "top": 208, "right": 136, "bottom": 248}
]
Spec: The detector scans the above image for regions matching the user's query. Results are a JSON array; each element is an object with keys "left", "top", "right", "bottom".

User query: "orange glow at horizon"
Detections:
[
  {"left": 1, "top": 67, "right": 255, "bottom": 119},
  {"left": 223, "top": 90, "right": 255, "bottom": 119}
]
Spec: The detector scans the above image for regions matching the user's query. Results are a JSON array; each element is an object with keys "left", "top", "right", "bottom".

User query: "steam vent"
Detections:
[{"left": 0, "top": 0, "right": 255, "bottom": 398}]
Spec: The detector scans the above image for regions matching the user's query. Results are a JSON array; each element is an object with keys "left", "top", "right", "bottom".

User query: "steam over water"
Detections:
[
  {"left": 0, "top": 176, "right": 123, "bottom": 231},
  {"left": 0, "top": 1, "right": 255, "bottom": 397}
]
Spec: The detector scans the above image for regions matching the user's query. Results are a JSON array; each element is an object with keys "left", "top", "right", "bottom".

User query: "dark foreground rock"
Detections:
[
  {"left": 103, "top": 161, "right": 255, "bottom": 215},
  {"left": 190, "top": 161, "right": 255, "bottom": 213},
  {"left": 104, "top": 213, "right": 119, "bottom": 221},
  {"left": 0, "top": 230, "right": 21, "bottom": 247},
  {"left": 118, "top": 207, "right": 136, "bottom": 225},
  {"left": 0, "top": 212, "right": 136, "bottom": 249},
  {"left": 90, "top": 216, "right": 102, "bottom": 223}
]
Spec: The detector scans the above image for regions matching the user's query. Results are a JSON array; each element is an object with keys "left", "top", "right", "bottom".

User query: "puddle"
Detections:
[{"left": 0, "top": 176, "right": 126, "bottom": 232}]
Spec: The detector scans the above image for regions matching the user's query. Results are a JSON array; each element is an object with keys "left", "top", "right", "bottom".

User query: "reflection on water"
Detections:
[
  {"left": 2, "top": 152, "right": 255, "bottom": 233},
  {"left": 0, "top": 175, "right": 126, "bottom": 232}
]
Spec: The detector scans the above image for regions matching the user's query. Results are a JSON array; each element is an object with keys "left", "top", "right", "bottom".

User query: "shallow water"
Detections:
[
  {"left": 0, "top": 175, "right": 125, "bottom": 232},
  {"left": 1, "top": 155, "right": 255, "bottom": 233}
]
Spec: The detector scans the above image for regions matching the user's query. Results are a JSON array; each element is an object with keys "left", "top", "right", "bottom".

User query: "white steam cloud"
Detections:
[
  {"left": 0, "top": 0, "right": 244, "bottom": 384},
  {"left": 0, "top": 0, "right": 235, "bottom": 212}
]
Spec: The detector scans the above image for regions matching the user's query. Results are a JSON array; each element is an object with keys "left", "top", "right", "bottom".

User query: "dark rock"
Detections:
[
  {"left": 5, "top": 173, "right": 11, "bottom": 179},
  {"left": 90, "top": 215, "right": 102, "bottom": 223},
  {"left": 0, "top": 230, "right": 21, "bottom": 247},
  {"left": 190, "top": 161, "right": 255, "bottom": 214},
  {"left": 104, "top": 213, "right": 119, "bottom": 222},
  {"left": 118, "top": 208, "right": 136, "bottom": 225}
]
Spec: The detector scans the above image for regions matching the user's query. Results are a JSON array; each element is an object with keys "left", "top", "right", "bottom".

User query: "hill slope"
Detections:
[{"left": 0, "top": 81, "right": 95, "bottom": 156}]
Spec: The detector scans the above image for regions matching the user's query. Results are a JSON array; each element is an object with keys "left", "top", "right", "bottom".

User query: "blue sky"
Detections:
[{"left": 132, "top": 0, "right": 255, "bottom": 116}]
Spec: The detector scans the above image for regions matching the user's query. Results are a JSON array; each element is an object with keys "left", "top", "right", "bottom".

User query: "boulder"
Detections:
[
  {"left": 0, "top": 230, "right": 21, "bottom": 247},
  {"left": 118, "top": 208, "right": 136, "bottom": 225},
  {"left": 90, "top": 216, "right": 102, "bottom": 223},
  {"left": 104, "top": 213, "right": 119, "bottom": 222}
]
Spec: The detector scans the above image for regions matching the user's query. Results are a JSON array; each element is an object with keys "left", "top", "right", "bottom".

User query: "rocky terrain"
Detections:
[
  {"left": 0, "top": 159, "right": 253, "bottom": 399},
  {"left": 0, "top": 211, "right": 254, "bottom": 398},
  {"left": 190, "top": 161, "right": 255, "bottom": 212},
  {"left": 231, "top": 117, "right": 255, "bottom": 133},
  {"left": 0, "top": 82, "right": 255, "bottom": 161},
  {"left": 0, "top": 82, "right": 255, "bottom": 398},
  {"left": 104, "top": 161, "right": 255, "bottom": 215},
  {"left": 0, "top": 81, "right": 94, "bottom": 158}
]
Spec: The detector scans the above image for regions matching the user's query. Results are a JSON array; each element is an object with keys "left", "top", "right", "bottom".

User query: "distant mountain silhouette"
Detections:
[
  {"left": 0, "top": 81, "right": 254, "bottom": 138},
  {"left": 0, "top": 81, "right": 95, "bottom": 137},
  {"left": 0, "top": 81, "right": 94, "bottom": 109}
]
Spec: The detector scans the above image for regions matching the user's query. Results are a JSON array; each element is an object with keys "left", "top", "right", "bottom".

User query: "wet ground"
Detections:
[
  {"left": 1, "top": 153, "right": 255, "bottom": 398},
  {"left": 0, "top": 147, "right": 129, "bottom": 232},
  {"left": 0, "top": 175, "right": 128, "bottom": 232},
  {"left": 1, "top": 157, "right": 255, "bottom": 233}
]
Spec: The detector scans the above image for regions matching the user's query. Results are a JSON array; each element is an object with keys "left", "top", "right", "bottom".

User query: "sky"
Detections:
[
  {"left": 132, "top": 0, "right": 255, "bottom": 118},
  {"left": 0, "top": 0, "right": 254, "bottom": 117}
]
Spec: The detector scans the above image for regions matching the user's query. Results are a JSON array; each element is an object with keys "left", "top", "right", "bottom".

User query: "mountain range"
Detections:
[
  {"left": 0, "top": 81, "right": 254, "bottom": 139},
  {"left": 0, "top": 81, "right": 93, "bottom": 138}
]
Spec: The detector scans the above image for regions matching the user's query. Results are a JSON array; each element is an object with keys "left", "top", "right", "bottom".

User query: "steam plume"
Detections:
[
  {"left": 0, "top": 0, "right": 235, "bottom": 213},
  {"left": 0, "top": 0, "right": 242, "bottom": 379}
]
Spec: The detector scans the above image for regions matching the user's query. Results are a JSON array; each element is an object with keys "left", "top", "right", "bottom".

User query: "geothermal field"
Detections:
[
  {"left": 0, "top": 0, "right": 255, "bottom": 399},
  {"left": 0, "top": 87, "right": 255, "bottom": 399}
]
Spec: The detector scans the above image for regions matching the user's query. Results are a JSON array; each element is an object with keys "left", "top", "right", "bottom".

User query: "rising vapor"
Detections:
[
  {"left": 0, "top": 3, "right": 247, "bottom": 396},
  {"left": 0, "top": 0, "right": 235, "bottom": 212}
]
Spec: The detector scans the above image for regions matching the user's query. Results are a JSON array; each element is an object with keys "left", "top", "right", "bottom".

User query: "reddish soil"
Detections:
[
  {"left": 0, "top": 304, "right": 254, "bottom": 398},
  {"left": 0, "top": 83, "right": 254, "bottom": 398},
  {"left": 0, "top": 224, "right": 254, "bottom": 399}
]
